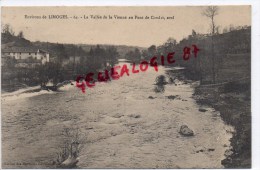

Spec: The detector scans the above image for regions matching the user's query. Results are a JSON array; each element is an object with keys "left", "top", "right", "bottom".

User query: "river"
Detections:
[{"left": 1, "top": 60, "right": 233, "bottom": 168}]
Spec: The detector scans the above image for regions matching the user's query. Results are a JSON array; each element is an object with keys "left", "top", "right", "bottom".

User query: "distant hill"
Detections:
[
  {"left": 1, "top": 33, "right": 145, "bottom": 60},
  {"left": 2, "top": 32, "right": 32, "bottom": 48},
  {"left": 78, "top": 44, "right": 145, "bottom": 59}
]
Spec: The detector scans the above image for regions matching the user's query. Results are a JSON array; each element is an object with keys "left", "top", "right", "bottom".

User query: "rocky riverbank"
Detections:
[
  {"left": 193, "top": 80, "right": 251, "bottom": 168},
  {"left": 167, "top": 68, "right": 251, "bottom": 168}
]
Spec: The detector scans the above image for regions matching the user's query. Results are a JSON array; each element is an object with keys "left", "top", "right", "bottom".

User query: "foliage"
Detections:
[
  {"left": 125, "top": 48, "right": 141, "bottom": 62},
  {"left": 18, "top": 31, "right": 24, "bottom": 39}
]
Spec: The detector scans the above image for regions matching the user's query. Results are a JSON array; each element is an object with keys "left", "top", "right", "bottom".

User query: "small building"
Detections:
[
  {"left": 1, "top": 47, "right": 50, "bottom": 64},
  {"left": 62, "top": 56, "right": 81, "bottom": 66}
]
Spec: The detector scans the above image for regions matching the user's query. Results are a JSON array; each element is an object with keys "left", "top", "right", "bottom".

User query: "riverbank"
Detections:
[
  {"left": 169, "top": 67, "right": 251, "bottom": 168},
  {"left": 193, "top": 79, "right": 251, "bottom": 168}
]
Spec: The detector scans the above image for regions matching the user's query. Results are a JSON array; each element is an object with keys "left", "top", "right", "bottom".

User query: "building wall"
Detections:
[
  {"left": 41, "top": 53, "right": 50, "bottom": 64},
  {"left": 2, "top": 51, "right": 50, "bottom": 64},
  {"left": 14, "top": 52, "right": 37, "bottom": 60}
]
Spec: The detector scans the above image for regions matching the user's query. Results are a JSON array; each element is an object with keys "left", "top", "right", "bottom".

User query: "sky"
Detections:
[{"left": 1, "top": 6, "right": 251, "bottom": 47}]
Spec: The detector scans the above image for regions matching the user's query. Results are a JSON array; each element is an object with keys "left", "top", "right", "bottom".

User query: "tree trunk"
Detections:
[{"left": 211, "top": 35, "right": 216, "bottom": 84}]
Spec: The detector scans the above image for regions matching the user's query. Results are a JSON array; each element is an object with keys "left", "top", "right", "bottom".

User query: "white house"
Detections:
[{"left": 2, "top": 47, "right": 50, "bottom": 64}]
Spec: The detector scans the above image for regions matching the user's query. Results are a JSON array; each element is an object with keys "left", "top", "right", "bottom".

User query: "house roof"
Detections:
[
  {"left": 38, "top": 49, "right": 49, "bottom": 53},
  {"left": 2, "top": 47, "right": 49, "bottom": 53}
]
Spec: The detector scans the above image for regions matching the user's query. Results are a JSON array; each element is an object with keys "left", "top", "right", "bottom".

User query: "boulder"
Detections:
[
  {"left": 199, "top": 108, "right": 207, "bottom": 112},
  {"left": 179, "top": 125, "right": 194, "bottom": 136},
  {"left": 148, "top": 96, "right": 155, "bottom": 99},
  {"left": 60, "top": 156, "right": 79, "bottom": 168}
]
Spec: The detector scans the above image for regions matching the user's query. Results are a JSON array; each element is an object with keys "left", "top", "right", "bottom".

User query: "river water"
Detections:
[{"left": 1, "top": 61, "right": 233, "bottom": 168}]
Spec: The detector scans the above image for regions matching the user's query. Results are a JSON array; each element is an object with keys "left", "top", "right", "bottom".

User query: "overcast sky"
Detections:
[{"left": 2, "top": 6, "right": 251, "bottom": 47}]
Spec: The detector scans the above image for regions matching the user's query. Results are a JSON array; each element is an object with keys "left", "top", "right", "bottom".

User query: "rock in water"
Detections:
[
  {"left": 148, "top": 96, "right": 155, "bottom": 99},
  {"left": 199, "top": 108, "right": 207, "bottom": 112},
  {"left": 60, "top": 156, "right": 79, "bottom": 168},
  {"left": 179, "top": 125, "right": 194, "bottom": 136}
]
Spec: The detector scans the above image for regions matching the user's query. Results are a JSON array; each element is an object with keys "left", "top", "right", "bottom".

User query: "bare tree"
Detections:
[
  {"left": 202, "top": 6, "right": 219, "bottom": 35},
  {"left": 2, "top": 23, "right": 15, "bottom": 35},
  {"left": 202, "top": 6, "right": 219, "bottom": 83}
]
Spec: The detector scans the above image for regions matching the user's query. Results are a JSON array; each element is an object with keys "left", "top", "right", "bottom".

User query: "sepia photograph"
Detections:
[{"left": 1, "top": 5, "right": 251, "bottom": 169}]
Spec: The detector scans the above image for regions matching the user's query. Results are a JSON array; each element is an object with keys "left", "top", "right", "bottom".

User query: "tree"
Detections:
[
  {"left": 3, "top": 57, "right": 16, "bottom": 68},
  {"left": 125, "top": 48, "right": 141, "bottom": 63},
  {"left": 38, "top": 62, "right": 64, "bottom": 86},
  {"left": 202, "top": 6, "right": 219, "bottom": 83},
  {"left": 202, "top": 6, "right": 219, "bottom": 35},
  {"left": 125, "top": 50, "right": 135, "bottom": 61},
  {"left": 192, "top": 29, "right": 197, "bottom": 36},
  {"left": 87, "top": 45, "right": 106, "bottom": 71},
  {"left": 164, "top": 38, "right": 177, "bottom": 53},
  {"left": 56, "top": 43, "right": 67, "bottom": 64},
  {"left": 141, "top": 50, "right": 148, "bottom": 60},
  {"left": 2, "top": 24, "right": 10, "bottom": 33},
  {"left": 223, "top": 27, "right": 228, "bottom": 33},
  {"left": 148, "top": 45, "right": 157, "bottom": 56},
  {"left": 166, "top": 38, "right": 177, "bottom": 45},
  {"left": 18, "top": 31, "right": 24, "bottom": 38},
  {"left": 94, "top": 45, "right": 106, "bottom": 68},
  {"left": 2, "top": 23, "right": 15, "bottom": 35},
  {"left": 133, "top": 48, "right": 141, "bottom": 61},
  {"left": 106, "top": 46, "right": 119, "bottom": 67}
]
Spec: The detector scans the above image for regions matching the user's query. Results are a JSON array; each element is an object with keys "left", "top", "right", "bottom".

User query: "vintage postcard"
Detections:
[{"left": 1, "top": 5, "right": 251, "bottom": 169}]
